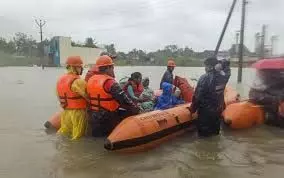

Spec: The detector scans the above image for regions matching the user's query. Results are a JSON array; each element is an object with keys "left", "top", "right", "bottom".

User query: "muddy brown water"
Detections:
[{"left": 0, "top": 66, "right": 283, "bottom": 178}]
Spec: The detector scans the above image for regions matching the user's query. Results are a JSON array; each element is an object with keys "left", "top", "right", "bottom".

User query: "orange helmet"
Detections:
[
  {"left": 95, "top": 55, "right": 114, "bottom": 67},
  {"left": 167, "top": 59, "right": 176, "bottom": 67},
  {"left": 66, "top": 56, "right": 83, "bottom": 67}
]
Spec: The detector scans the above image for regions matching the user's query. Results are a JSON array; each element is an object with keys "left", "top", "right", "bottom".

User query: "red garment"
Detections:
[
  {"left": 123, "top": 80, "right": 144, "bottom": 98},
  {"left": 85, "top": 65, "right": 99, "bottom": 82},
  {"left": 104, "top": 79, "right": 116, "bottom": 92}
]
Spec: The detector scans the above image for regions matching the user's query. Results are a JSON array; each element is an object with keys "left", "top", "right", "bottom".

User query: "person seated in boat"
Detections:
[
  {"left": 154, "top": 82, "right": 185, "bottom": 110},
  {"left": 85, "top": 52, "right": 117, "bottom": 82},
  {"left": 87, "top": 55, "right": 140, "bottom": 137},
  {"left": 160, "top": 58, "right": 176, "bottom": 89},
  {"left": 189, "top": 57, "right": 231, "bottom": 137},
  {"left": 249, "top": 69, "right": 284, "bottom": 128},
  {"left": 56, "top": 56, "right": 88, "bottom": 140},
  {"left": 123, "top": 72, "right": 145, "bottom": 104},
  {"left": 138, "top": 77, "right": 155, "bottom": 112}
]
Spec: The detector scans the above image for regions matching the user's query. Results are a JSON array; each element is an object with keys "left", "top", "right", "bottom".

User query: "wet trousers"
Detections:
[
  {"left": 89, "top": 109, "right": 133, "bottom": 137},
  {"left": 196, "top": 111, "right": 221, "bottom": 137}
]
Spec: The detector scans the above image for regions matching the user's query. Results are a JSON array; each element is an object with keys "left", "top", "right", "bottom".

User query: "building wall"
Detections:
[
  {"left": 230, "top": 56, "right": 258, "bottom": 62},
  {"left": 58, "top": 36, "right": 104, "bottom": 66}
]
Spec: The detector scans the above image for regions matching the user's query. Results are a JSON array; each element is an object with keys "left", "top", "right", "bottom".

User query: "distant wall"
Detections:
[
  {"left": 58, "top": 37, "right": 104, "bottom": 66},
  {"left": 230, "top": 56, "right": 258, "bottom": 62}
]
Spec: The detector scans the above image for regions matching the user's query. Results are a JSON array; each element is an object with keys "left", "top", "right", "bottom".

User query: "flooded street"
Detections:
[{"left": 0, "top": 66, "right": 284, "bottom": 178}]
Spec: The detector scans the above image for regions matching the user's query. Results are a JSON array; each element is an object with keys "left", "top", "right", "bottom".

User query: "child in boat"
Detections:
[
  {"left": 138, "top": 77, "right": 155, "bottom": 112},
  {"left": 154, "top": 82, "right": 185, "bottom": 110}
]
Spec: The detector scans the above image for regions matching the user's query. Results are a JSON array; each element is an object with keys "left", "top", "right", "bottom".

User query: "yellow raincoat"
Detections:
[{"left": 57, "top": 67, "right": 88, "bottom": 140}]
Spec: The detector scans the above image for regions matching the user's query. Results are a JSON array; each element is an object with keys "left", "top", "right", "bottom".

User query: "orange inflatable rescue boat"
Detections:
[
  {"left": 44, "top": 111, "right": 61, "bottom": 130},
  {"left": 222, "top": 101, "right": 264, "bottom": 129},
  {"left": 104, "top": 104, "right": 196, "bottom": 152}
]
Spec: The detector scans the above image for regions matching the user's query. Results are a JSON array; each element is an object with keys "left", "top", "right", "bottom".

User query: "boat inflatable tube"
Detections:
[
  {"left": 222, "top": 101, "right": 264, "bottom": 129},
  {"left": 44, "top": 111, "right": 61, "bottom": 130},
  {"left": 104, "top": 104, "right": 196, "bottom": 153}
]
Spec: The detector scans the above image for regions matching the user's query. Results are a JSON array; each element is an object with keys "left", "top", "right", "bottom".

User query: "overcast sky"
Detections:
[{"left": 0, "top": 0, "right": 283, "bottom": 54}]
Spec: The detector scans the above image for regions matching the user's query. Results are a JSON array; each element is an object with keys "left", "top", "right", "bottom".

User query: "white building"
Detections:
[{"left": 49, "top": 36, "right": 104, "bottom": 66}]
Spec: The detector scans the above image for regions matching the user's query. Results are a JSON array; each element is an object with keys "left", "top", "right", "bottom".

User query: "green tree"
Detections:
[
  {"left": 104, "top": 44, "right": 116, "bottom": 55},
  {"left": 13, "top": 32, "right": 37, "bottom": 56},
  {"left": 84, "top": 37, "right": 97, "bottom": 48},
  {"left": 5, "top": 41, "right": 16, "bottom": 54}
]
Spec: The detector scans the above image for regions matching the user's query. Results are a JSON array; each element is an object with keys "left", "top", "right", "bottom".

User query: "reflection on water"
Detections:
[{"left": 0, "top": 66, "right": 283, "bottom": 178}]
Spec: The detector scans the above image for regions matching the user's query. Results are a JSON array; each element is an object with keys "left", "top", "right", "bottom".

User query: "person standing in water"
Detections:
[
  {"left": 56, "top": 56, "right": 88, "bottom": 140},
  {"left": 160, "top": 58, "right": 176, "bottom": 89},
  {"left": 189, "top": 57, "right": 231, "bottom": 137},
  {"left": 87, "top": 55, "right": 140, "bottom": 137}
]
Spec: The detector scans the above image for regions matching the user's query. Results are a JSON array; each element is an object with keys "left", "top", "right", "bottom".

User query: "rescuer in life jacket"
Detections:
[
  {"left": 85, "top": 52, "right": 117, "bottom": 82},
  {"left": 189, "top": 57, "right": 231, "bottom": 137},
  {"left": 123, "top": 72, "right": 145, "bottom": 104},
  {"left": 160, "top": 58, "right": 176, "bottom": 89},
  {"left": 87, "top": 55, "right": 140, "bottom": 137},
  {"left": 56, "top": 56, "right": 88, "bottom": 140}
]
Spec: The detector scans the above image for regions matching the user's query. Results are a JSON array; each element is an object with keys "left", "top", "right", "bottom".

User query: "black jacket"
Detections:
[{"left": 190, "top": 69, "right": 231, "bottom": 114}]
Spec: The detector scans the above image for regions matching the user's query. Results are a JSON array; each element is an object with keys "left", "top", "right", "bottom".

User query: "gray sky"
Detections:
[{"left": 0, "top": 0, "right": 283, "bottom": 54}]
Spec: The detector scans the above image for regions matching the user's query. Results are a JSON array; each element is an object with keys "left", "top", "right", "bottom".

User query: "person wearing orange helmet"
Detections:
[
  {"left": 85, "top": 52, "right": 117, "bottom": 82},
  {"left": 160, "top": 58, "right": 176, "bottom": 89},
  {"left": 87, "top": 55, "right": 140, "bottom": 137},
  {"left": 56, "top": 56, "right": 88, "bottom": 140}
]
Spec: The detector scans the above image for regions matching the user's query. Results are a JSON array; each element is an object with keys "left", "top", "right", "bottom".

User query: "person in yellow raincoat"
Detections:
[{"left": 56, "top": 56, "right": 88, "bottom": 140}]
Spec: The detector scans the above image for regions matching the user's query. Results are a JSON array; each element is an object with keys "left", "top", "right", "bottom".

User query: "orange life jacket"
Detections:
[
  {"left": 87, "top": 74, "right": 120, "bottom": 111},
  {"left": 56, "top": 74, "right": 87, "bottom": 109}
]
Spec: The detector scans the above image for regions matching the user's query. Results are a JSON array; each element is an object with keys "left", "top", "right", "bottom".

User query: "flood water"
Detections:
[{"left": 0, "top": 66, "right": 284, "bottom": 178}]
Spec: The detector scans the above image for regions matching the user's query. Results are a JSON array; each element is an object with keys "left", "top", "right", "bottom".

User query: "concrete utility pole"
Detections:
[
  {"left": 35, "top": 19, "right": 46, "bottom": 68},
  {"left": 214, "top": 0, "right": 238, "bottom": 56},
  {"left": 271, "top": 35, "right": 278, "bottom": 57},
  {"left": 255, "top": 32, "right": 260, "bottom": 55},
  {"left": 259, "top": 25, "right": 267, "bottom": 59},
  {"left": 237, "top": 0, "right": 248, "bottom": 83},
  {"left": 235, "top": 31, "right": 240, "bottom": 56}
]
